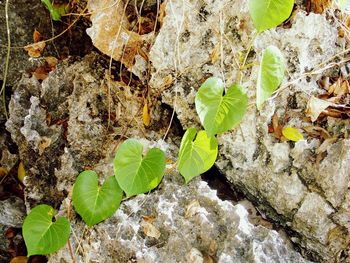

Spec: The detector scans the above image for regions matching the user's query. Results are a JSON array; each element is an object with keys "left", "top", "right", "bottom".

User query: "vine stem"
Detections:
[
  {"left": 1, "top": 0, "right": 11, "bottom": 119},
  {"left": 238, "top": 31, "right": 259, "bottom": 85}
]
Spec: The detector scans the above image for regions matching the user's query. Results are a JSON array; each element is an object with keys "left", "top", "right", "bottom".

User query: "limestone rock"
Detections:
[
  {"left": 48, "top": 172, "right": 309, "bottom": 263},
  {"left": 0, "top": 197, "right": 26, "bottom": 228},
  {"left": 6, "top": 53, "right": 176, "bottom": 209},
  {"left": 149, "top": 0, "right": 349, "bottom": 261}
]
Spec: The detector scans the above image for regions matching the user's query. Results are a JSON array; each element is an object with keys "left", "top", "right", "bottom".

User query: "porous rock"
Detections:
[
  {"left": 5, "top": 49, "right": 308, "bottom": 261},
  {"left": 48, "top": 168, "right": 309, "bottom": 263},
  {"left": 149, "top": 0, "right": 349, "bottom": 261},
  {"left": 0, "top": 196, "right": 26, "bottom": 228},
  {"left": 5, "top": 52, "right": 175, "bottom": 208}
]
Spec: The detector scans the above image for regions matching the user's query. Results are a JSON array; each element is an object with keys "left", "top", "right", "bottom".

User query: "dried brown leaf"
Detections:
[
  {"left": 307, "top": 0, "right": 332, "bottom": 14},
  {"left": 87, "top": 0, "right": 148, "bottom": 69},
  {"left": 141, "top": 215, "right": 156, "bottom": 223},
  {"left": 303, "top": 126, "right": 331, "bottom": 139},
  {"left": 305, "top": 96, "right": 333, "bottom": 122},
  {"left": 24, "top": 42, "right": 46, "bottom": 58},
  {"left": 140, "top": 220, "right": 161, "bottom": 239},
  {"left": 33, "top": 29, "right": 42, "bottom": 43}
]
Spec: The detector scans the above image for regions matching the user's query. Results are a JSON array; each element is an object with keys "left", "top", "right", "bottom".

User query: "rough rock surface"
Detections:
[
  {"left": 5, "top": 52, "right": 308, "bottom": 261},
  {"left": 6, "top": 53, "right": 174, "bottom": 209},
  {"left": 149, "top": 0, "right": 350, "bottom": 261},
  {"left": 49, "top": 170, "right": 310, "bottom": 263},
  {"left": 0, "top": 0, "right": 92, "bottom": 86},
  {"left": 0, "top": 197, "right": 25, "bottom": 228}
]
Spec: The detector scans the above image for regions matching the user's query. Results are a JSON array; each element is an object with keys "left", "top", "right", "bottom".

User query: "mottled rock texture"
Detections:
[
  {"left": 48, "top": 172, "right": 310, "bottom": 263},
  {"left": 5, "top": 51, "right": 308, "bottom": 262},
  {"left": 6, "top": 53, "right": 174, "bottom": 209},
  {"left": 149, "top": 0, "right": 350, "bottom": 261}
]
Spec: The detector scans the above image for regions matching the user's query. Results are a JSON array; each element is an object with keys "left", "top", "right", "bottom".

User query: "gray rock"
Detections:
[
  {"left": 0, "top": 0, "right": 51, "bottom": 86},
  {"left": 0, "top": 0, "right": 93, "bottom": 86},
  {"left": 0, "top": 197, "right": 26, "bottom": 228},
  {"left": 48, "top": 170, "right": 310, "bottom": 263},
  {"left": 5, "top": 52, "right": 177, "bottom": 208},
  {"left": 149, "top": 0, "right": 349, "bottom": 261},
  {"left": 5, "top": 51, "right": 309, "bottom": 262}
]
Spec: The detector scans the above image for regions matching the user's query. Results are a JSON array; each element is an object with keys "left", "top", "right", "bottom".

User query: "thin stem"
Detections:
[
  {"left": 238, "top": 31, "right": 259, "bottom": 84},
  {"left": 1, "top": 0, "right": 11, "bottom": 119}
]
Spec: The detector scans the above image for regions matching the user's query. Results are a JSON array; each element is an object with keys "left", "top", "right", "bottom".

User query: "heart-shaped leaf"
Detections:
[
  {"left": 256, "top": 46, "right": 285, "bottom": 110},
  {"left": 23, "top": 204, "right": 70, "bottom": 256},
  {"left": 249, "top": 0, "right": 294, "bottom": 32},
  {"left": 178, "top": 128, "right": 218, "bottom": 183},
  {"left": 195, "top": 77, "right": 248, "bottom": 137},
  {"left": 114, "top": 139, "right": 166, "bottom": 197},
  {"left": 72, "top": 170, "right": 123, "bottom": 227}
]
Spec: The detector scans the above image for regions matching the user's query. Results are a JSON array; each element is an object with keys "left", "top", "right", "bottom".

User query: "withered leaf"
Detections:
[
  {"left": 140, "top": 220, "right": 161, "bottom": 239},
  {"left": 305, "top": 96, "right": 333, "bottom": 122},
  {"left": 303, "top": 126, "right": 331, "bottom": 139},
  {"left": 24, "top": 42, "right": 46, "bottom": 58},
  {"left": 307, "top": 0, "right": 332, "bottom": 14}
]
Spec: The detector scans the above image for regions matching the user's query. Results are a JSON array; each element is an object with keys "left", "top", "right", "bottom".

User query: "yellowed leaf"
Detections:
[
  {"left": 282, "top": 127, "right": 304, "bottom": 142},
  {"left": 10, "top": 256, "right": 28, "bottom": 263},
  {"left": 142, "top": 99, "right": 151, "bottom": 126},
  {"left": 0, "top": 167, "right": 7, "bottom": 177},
  {"left": 140, "top": 220, "right": 161, "bottom": 239},
  {"left": 18, "top": 161, "right": 26, "bottom": 182}
]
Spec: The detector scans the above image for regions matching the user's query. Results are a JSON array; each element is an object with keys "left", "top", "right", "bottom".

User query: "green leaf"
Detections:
[
  {"left": 114, "top": 139, "right": 166, "bottom": 197},
  {"left": 72, "top": 170, "right": 123, "bottom": 227},
  {"left": 41, "top": 0, "right": 63, "bottom": 21},
  {"left": 248, "top": 0, "right": 294, "bottom": 32},
  {"left": 195, "top": 77, "right": 248, "bottom": 137},
  {"left": 282, "top": 127, "right": 304, "bottom": 142},
  {"left": 23, "top": 204, "right": 70, "bottom": 256},
  {"left": 178, "top": 128, "right": 218, "bottom": 183},
  {"left": 256, "top": 46, "right": 285, "bottom": 110}
]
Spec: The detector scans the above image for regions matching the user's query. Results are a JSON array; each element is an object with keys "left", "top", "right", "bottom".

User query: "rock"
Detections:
[
  {"left": 0, "top": 197, "right": 26, "bottom": 228},
  {"left": 0, "top": 0, "right": 93, "bottom": 86},
  {"left": 48, "top": 169, "right": 309, "bottom": 263},
  {"left": 6, "top": 52, "right": 177, "bottom": 208},
  {"left": 0, "top": 0, "right": 51, "bottom": 86},
  {"left": 149, "top": 0, "right": 349, "bottom": 261}
]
